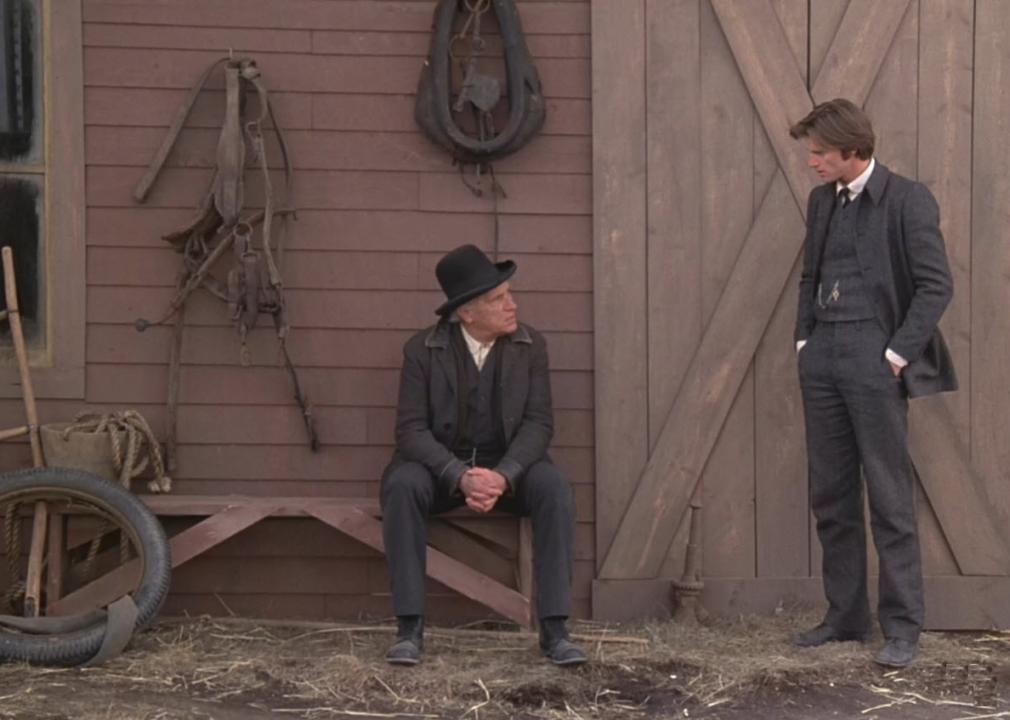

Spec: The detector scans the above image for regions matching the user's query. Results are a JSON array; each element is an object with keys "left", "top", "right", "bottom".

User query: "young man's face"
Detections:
[
  {"left": 804, "top": 136, "right": 864, "bottom": 184},
  {"left": 458, "top": 281, "right": 518, "bottom": 341}
]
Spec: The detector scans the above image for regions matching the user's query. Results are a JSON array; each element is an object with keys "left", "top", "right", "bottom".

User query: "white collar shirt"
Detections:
[
  {"left": 460, "top": 324, "right": 495, "bottom": 371},
  {"left": 836, "top": 157, "right": 875, "bottom": 202}
]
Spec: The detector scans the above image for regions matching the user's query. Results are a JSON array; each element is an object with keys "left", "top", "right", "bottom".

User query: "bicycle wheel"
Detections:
[{"left": 0, "top": 467, "right": 171, "bottom": 665}]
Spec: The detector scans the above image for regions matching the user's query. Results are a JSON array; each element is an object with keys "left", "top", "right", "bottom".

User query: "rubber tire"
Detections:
[{"left": 0, "top": 467, "right": 171, "bottom": 665}]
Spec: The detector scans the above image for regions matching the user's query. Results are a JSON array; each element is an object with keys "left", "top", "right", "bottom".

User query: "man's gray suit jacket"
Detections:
[{"left": 795, "top": 162, "right": 957, "bottom": 398}]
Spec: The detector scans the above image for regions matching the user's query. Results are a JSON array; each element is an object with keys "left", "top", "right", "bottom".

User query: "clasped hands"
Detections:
[{"left": 460, "top": 467, "right": 508, "bottom": 513}]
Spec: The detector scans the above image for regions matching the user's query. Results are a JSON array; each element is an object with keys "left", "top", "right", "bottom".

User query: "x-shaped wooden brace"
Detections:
[{"left": 600, "top": 0, "right": 1010, "bottom": 580}]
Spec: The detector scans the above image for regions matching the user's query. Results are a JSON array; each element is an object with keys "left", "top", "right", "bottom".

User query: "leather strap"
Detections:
[{"left": 83, "top": 595, "right": 139, "bottom": 666}]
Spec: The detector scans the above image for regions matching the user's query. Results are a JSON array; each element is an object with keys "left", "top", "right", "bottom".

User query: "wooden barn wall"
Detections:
[
  {"left": 0, "top": 0, "right": 593, "bottom": 623},
  {"left": 592, "top": 0, "right": 1010, "bottom": 628}
]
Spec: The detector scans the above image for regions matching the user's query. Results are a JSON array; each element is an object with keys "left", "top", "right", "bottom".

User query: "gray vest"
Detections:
[{"left": 815, "top": 194, "right": 876, "bottom": 322}]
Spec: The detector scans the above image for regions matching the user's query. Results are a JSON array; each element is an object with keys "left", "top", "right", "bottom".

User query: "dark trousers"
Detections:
[
  {"left": 380, "top": 459, "right": 575, "bottom": 620},
  {"left": 799, "top": 319, "right": 924, "bottom": 642}
]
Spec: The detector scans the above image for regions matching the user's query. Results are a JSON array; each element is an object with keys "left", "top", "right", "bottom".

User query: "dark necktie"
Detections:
[{"left": 839, "top": 188, "right": 853, "bottom": 207}]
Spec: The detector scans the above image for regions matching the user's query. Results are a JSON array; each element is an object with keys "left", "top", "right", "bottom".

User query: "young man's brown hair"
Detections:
[{"left": 789, "top": 98, "right": 875, "bottom": 160}]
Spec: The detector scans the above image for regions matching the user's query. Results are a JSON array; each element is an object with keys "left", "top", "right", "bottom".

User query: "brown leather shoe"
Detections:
[{"left": 792, "top": 623, "right": 866, "bottom": 648}]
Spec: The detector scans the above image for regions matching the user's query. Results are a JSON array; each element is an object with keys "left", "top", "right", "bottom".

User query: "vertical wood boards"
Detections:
[
  {"left": 645, "top": 0, "right": 703, "bottom": 580},
  {"left": 754, "top": 0, "right": 809, "bottom": 580},
  {"left": 593, "top": 0, "right": 1010, "bottom": 623},
  {"left": 592, "top": 0, "right": 649, "bottom": 569},
  {"left": 698, "top": 0, "right": 755, "bottom": 579},
  {"left": 915, "top": 0, "right": 974, "bottom": 576},
  {"left": 971, "top": 0, "right": 1010, "bottom": 531},
  {"left": 598, "top": 0, "right": 911, "bottom": 581},
  {"left": 645, "top": 0, "right": 701, "bottom": 454},
  {"left": 84, "top": 0, "right": 596, "bottom": 622}
]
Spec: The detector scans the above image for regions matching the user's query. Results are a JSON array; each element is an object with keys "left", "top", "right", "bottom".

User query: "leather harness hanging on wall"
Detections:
[
  {"left": 415, "top": 0, "right": 546, "bottom": 167},
  {"left": 133, "top": 56, "right": 318, "bottom": 468}
]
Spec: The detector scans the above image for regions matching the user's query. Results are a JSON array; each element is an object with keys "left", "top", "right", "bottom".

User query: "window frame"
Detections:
[{"left": 0, "top": 0, "right": 84, "bottom": 399}]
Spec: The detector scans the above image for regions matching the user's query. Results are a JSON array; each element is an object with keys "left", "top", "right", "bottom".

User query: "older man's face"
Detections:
[{"left": 458, "top": 281, "right": 518, "bottom": 341}]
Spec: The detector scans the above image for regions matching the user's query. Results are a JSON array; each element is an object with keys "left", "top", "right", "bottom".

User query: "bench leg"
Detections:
[{"left": 517, "top": 517, "right": 535, "bottom": 630}]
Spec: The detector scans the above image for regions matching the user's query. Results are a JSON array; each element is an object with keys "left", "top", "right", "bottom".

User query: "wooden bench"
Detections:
[{"left": 47, "top": 496, "right": 535, "bottom": 628}]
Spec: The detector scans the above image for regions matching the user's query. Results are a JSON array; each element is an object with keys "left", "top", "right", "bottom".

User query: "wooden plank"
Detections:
[
  {"left": 644, "top": 0, "right": 701, "bottom": 580},
  {"left": 50, "top": 502, "right": 279, "bottom": 615},
  {"left": 917, "top": 0, "right": 973, "bottom": 444},
  {"left": 427, "top": 522, "right": 515, "bottom": 588},
  {"left": 599, "top": 173, "right": 804, "bottom": 579},
  {"left": 39, "top": 0, "right": 87, "bottom": 400},
  {"left": 517, "top": 518, "right": 534, "bottom": 629},
  {"left": 912, "top": 404, "right": 1010, "bottom": 575},
  {"left": 916, "top": 482, "right": 958, "bottom": 576},
  {"left": 143, "top": 495, "right": 348, "bottom": 517},
  {"left": 83, "top": 1, "right": 590, "bottom": 35},
  {"left": 809, "top": 0, "right": 848, "bottom": 81},
  {"left": 645, "top": 0, "right": 701, "bottom": 451},
  {"left": 811, "top": 0, "right": 910, "bottom": 102},
  {"left": 598, "top": 1, "right": 913, "bottom": 580},
  {"left": 697, "top": 0, "right": 757, "bottom": 579},
  {"left": 754, "top": 0, "right": 809, "bottom": 580},
  {"left": 591, "top": 0, "right": 649, "bottom": 568},
  {"left": 307, "top": 505, "right": 530, "bottom": 627},
  {"left": 591, "top": 579, "right": 672, "bottom": 623},
  {"left": 890, "top": 0, "right": 1009, "bottom": 576},
  {"left": 912, "top": 0, "right": 973, "bottom": 577},
  {"left": 971, "top": 1, "right": 1010, "bottom": 543},
  {"left": 709, "top": 0, "right": 814, "bottom": 212},
  {"left": 864, "top": 2, "right": 918, "bottom": 178},
  {"left": 699, "top": 576, "right": 1010, "bottom": 630}
]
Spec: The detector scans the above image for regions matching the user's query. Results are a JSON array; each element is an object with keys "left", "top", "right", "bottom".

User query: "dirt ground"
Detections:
[{"left": 0, "top": 612, "right": 1007, "bottom": 720}]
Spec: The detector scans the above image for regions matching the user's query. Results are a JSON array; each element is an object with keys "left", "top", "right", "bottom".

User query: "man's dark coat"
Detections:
[
  {"left": 383, "top": 321, "right": 553, "bottom": 492},
  {"left": 795, "top": 162, "right": 957, "bottom": 397}
]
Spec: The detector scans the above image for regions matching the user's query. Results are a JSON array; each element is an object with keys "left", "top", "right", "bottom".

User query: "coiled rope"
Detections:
[{"left": 60, "top": 411, "right": 171, "bottom": 494}]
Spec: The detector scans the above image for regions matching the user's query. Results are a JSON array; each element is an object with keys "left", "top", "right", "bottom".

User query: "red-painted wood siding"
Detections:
[{"left": 69, "top": 0, "right": 591, "bottom": 620}]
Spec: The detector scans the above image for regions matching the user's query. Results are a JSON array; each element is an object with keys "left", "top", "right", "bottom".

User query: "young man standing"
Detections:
[{"left": 789, "top": 99, "right": 957, "bottom": 667}]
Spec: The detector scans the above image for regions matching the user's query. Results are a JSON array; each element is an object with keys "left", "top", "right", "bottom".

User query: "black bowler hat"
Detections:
[{"left": 435, "top": 244, "right": 516, "bottom": 316}]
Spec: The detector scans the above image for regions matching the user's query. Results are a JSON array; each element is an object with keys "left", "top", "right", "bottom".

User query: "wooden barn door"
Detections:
[{"left": 591, "top": 0, "right": 1010, "bottom": 628}]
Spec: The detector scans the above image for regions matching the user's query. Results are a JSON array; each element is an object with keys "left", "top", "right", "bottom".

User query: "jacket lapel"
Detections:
[
  {"left": 853, "top": 163, "right": 890, "bottom": 284},
  {"left": 499, "top": 324, "right": 532, "bottom": 434},
  {"left": 810, "top": 186, "right": 835, "bottom": 275},
  {"left": 425, "top": 322, "right": 457, "bottom": 394}
]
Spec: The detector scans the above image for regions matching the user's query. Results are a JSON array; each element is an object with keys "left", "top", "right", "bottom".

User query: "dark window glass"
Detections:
[
  {"left": 0, "top": 0, "right": 37, "bottom": 161},
  {"left": 0, "top": 175, "right": 41, "bottom": 343}
]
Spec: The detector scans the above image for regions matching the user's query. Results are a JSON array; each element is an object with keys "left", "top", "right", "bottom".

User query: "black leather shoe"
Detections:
[
  {"left": 874, "top": 638, "right": 918, "bottom": 668},
  {"left": 539, "top": 617, "right": 587, "bottom": 666},
  {"left": 792, "top": 623, "right": 866, "bottom": 648},
  {"left": 386, "top": 616, "right": 424, "bottom": 666}
]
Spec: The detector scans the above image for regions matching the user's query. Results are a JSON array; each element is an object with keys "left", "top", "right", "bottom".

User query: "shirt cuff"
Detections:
[
  {"left": 439, "top": 457, "right": 470, "bottom": 495},
  {"left": 885, "top": 348, "right": 908, "bottom": 368},
  {"left": 493, "top": 458, "right": 522, "bottom": 493},
  {"left": 796, "top": 340, "right": 807, "bottom": 353}
]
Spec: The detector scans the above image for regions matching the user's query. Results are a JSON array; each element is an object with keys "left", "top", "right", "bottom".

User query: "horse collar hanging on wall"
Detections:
[{"left": 415, "top": 0, "right": 546, "bottom": 167}]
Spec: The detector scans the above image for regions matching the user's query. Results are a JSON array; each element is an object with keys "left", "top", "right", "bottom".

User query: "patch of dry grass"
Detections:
[{"left": 0, "top": 612, "right": 1007, "bottom": 719}]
